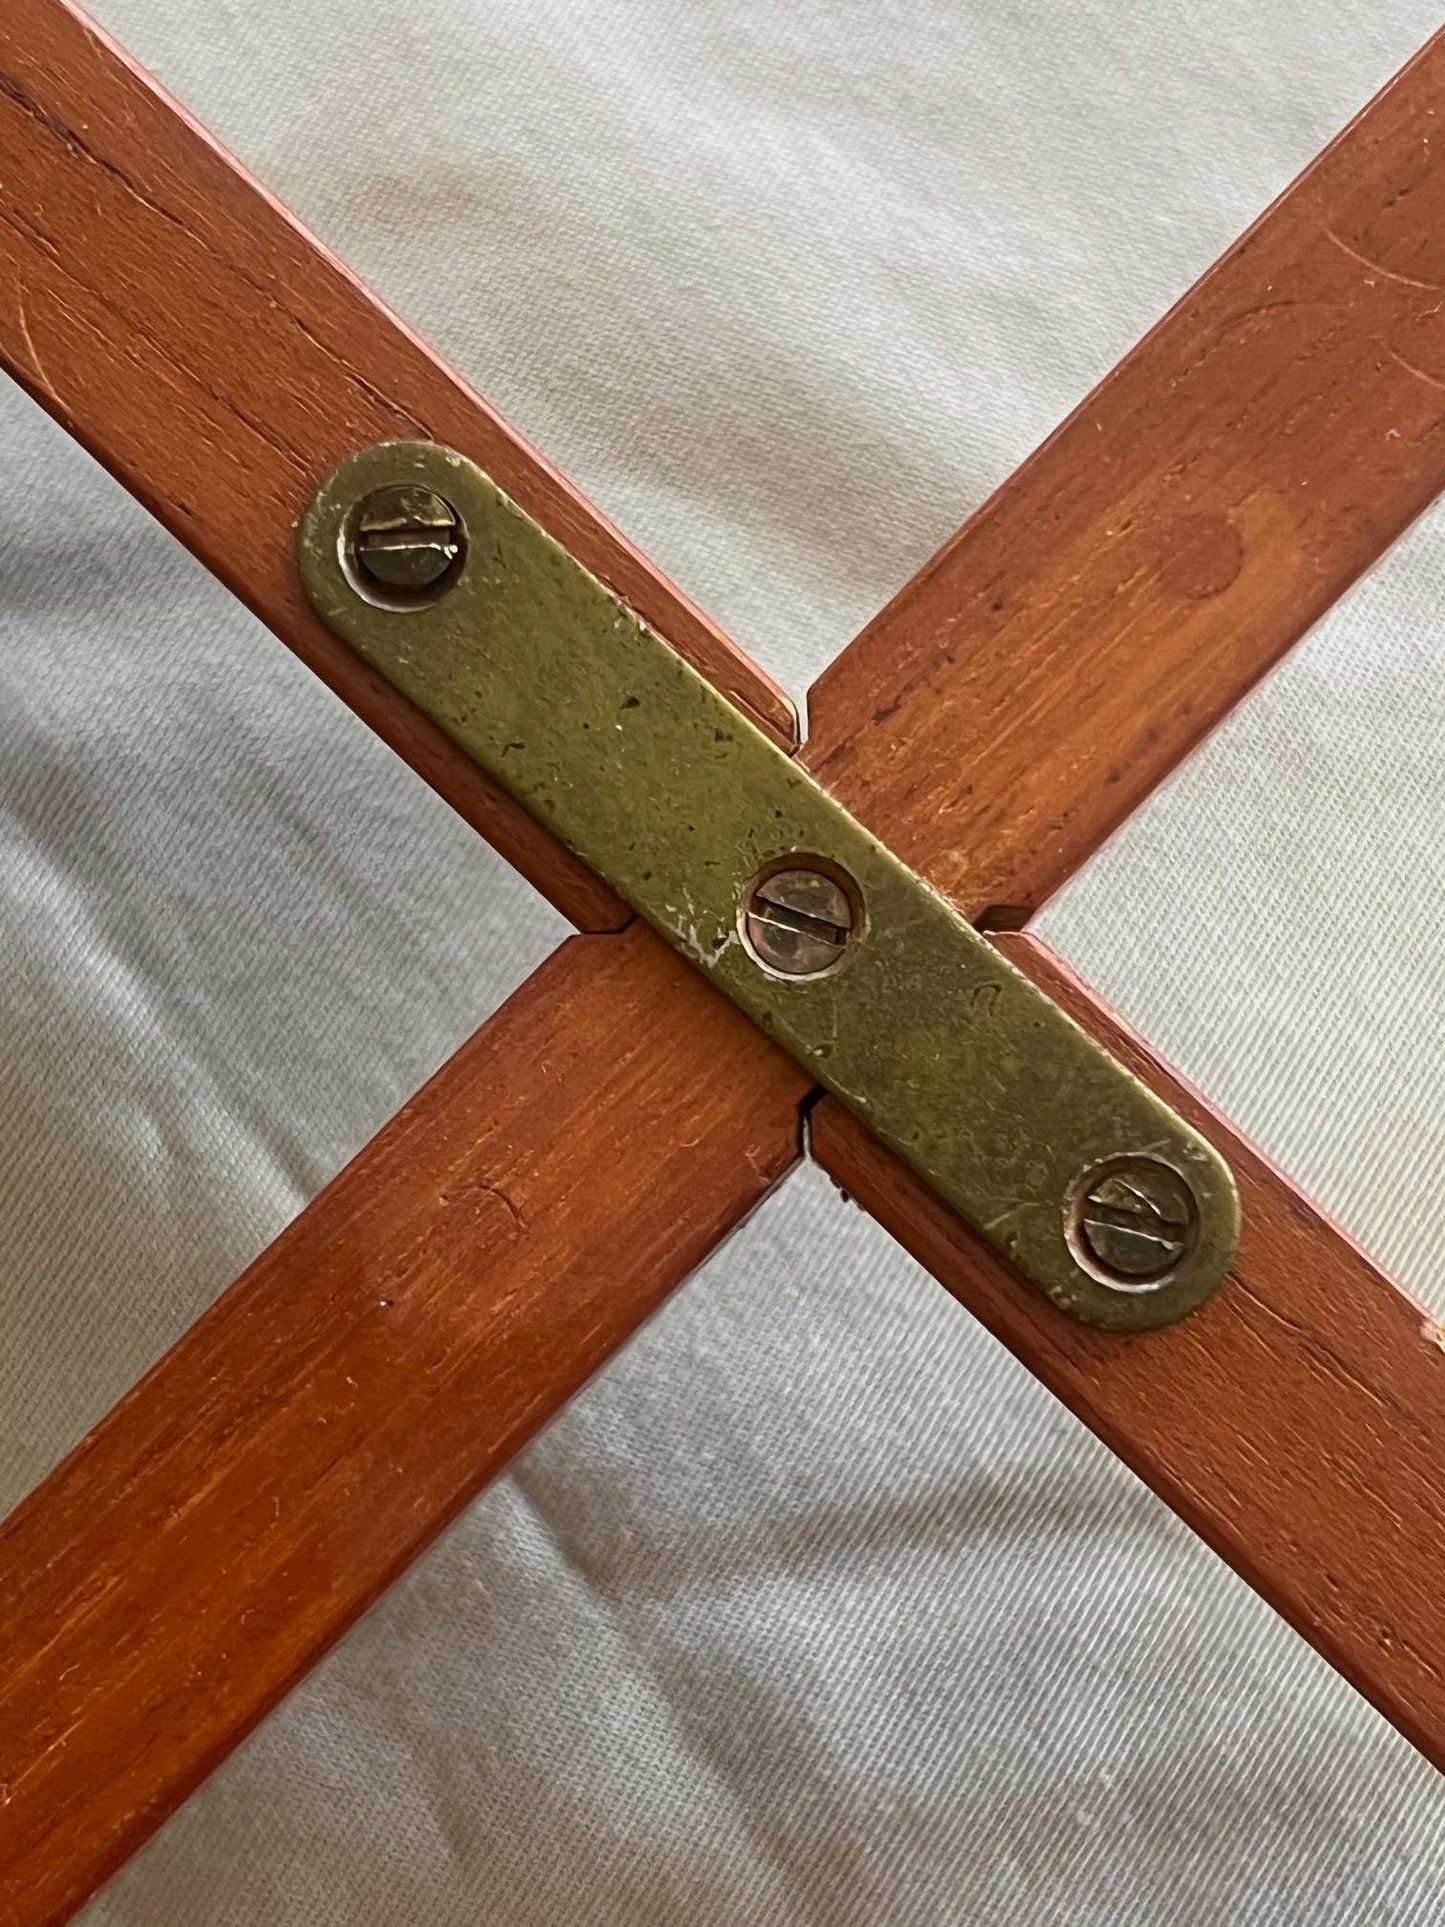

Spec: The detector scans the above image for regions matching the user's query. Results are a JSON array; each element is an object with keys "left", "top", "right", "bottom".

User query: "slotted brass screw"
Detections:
[
  {"left": 349, "top": 483, "right": 464, "bottom": 598},
  {"left": 1074, "top": 1159, "right": 1197, "bottom": 1284},
  {"left": 742, "top": 867, "right": 857, "bottom": 978}
]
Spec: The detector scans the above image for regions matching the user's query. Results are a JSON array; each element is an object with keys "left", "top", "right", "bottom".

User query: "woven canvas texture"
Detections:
[{"left": 2, "top": 0, "right": 1444, "bottom": 1919}]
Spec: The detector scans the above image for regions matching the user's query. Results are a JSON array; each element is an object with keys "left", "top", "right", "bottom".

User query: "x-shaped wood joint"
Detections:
[{"left": 4, "top": 5, "right": 1445, "bottom": 1920}]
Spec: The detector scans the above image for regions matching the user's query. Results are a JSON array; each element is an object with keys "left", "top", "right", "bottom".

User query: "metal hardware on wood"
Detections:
[
  {"left": 299, "top": 441, "right": 1240, "bottom": 1331},
  {"left": 346, "top": 483, "right": 466, "bottom": 601},
  {"left": 742, "top": 866, "right": 858, "bottom": 978},
  {"left": 1071, "top": 1158, "right": 1197, "bottom": 1284}
]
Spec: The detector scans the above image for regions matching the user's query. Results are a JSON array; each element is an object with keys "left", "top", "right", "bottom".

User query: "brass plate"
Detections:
[{"left": 300, "top": 442, "right": 1239, "bottom": 1330}]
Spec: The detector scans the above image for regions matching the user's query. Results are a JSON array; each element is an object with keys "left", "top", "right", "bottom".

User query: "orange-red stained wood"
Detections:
[
  {"left": 0, "top": 0, "right": 795, "bottom": 932},
  {"left": 815, "top": 932, "right": 1445, "bottom": 1773},
  {"left": 8, "top": 5, "right": 1445, "bottom": 1920},
  {"left": 0, "top": 927, "right": 808, "bottom": 1927},
  {"left": 805, "top": 29, "right": 1445, "bottom": 923}
]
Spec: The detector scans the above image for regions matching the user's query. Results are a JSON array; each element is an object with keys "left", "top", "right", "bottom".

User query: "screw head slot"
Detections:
[
  {"left": 741, "top": 864, "right": 859, "bottom": 979},
  {"left": 1069, "top": 1157, "right": 1199, "bottom": 1288},
  {"left": 345, "top": 483, "right": 465, "bottom": 606}
]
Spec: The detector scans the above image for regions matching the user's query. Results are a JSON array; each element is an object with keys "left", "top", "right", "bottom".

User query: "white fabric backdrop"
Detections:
[{"left": 3, "top": 0, "right": 1445, "bottom": 1918}]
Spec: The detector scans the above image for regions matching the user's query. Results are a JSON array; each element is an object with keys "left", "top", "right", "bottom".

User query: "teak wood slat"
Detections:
[
  {"left": 6, "top": 2, "right": 1445, "bottom": 1920},
  {"left": 0, "top": 0, "right": 795, "bottom": 934},
  {"left": 815, "top": 933, "right": 1445, "bottom": 1772},
  {"left": 0, "top": 926, "right": 807, "bottom": 1927},
  {"left": 805, "top": 27, "right": 1445, "bottom": 923}
]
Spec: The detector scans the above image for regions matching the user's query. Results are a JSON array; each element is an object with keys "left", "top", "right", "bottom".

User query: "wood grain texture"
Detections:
[
  {"left": 0, "top": 925, "right": 807, "bottom": 1927},
  {"left": 7, "top": 2, "right": 1445, "bottom": 1915},
  {"left": 815, "top": 930, "right": 1445, "bottom": 1769},
  {"left": 0, "top": 0, "right": 795, "bottom": 933},
  {"left": 805, "top": 29, "right": 1445, "bottom": 922}
]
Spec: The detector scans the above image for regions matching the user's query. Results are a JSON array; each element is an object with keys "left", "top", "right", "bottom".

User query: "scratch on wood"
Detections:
[
  {"left": 0, "top": 65, "right": 190, "bottom": 242},
  {"left": 1380, "top": 340, "right": 1445, "bottom": 396},
  {"left": 1325, "top": 224, "right": 1443, "bottom": 293},
  {"left": 13, "top": 297, "right": 58, "bottom": 406}
]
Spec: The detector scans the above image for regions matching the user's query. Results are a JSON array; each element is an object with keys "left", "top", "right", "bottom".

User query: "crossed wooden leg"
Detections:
[{"left": 5, "top": 5, "right": 1445, "bottom": 1921}]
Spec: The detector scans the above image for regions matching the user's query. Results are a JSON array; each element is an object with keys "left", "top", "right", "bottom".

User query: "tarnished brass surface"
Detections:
[{"left": 301, "top": 442, "right": 1239, "bottom": 1329}]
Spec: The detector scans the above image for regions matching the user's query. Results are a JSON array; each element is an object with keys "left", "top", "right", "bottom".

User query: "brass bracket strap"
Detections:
[{"left": 299, "top": 442, "right": 1239, "bottom": 1330}]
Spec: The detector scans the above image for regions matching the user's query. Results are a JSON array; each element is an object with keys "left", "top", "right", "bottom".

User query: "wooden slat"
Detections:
[
  {"left": 804, "top": 29, "right": 1445, "bottom": 922},
  {"left": 793, "top": 25, "right": 1445, "bottom": 1776},
  {"left": 0, "top": 925, "right": 807, "bottom": 1927},
  {"left": 813, "top": 931, "right": 1445, "bottom": 1771},
  {"left": 0, "top": 0, "right": 795, "bottom": 933},
  {"left": 0, "top": 7, "right": 800, "bottom": 1916}
]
